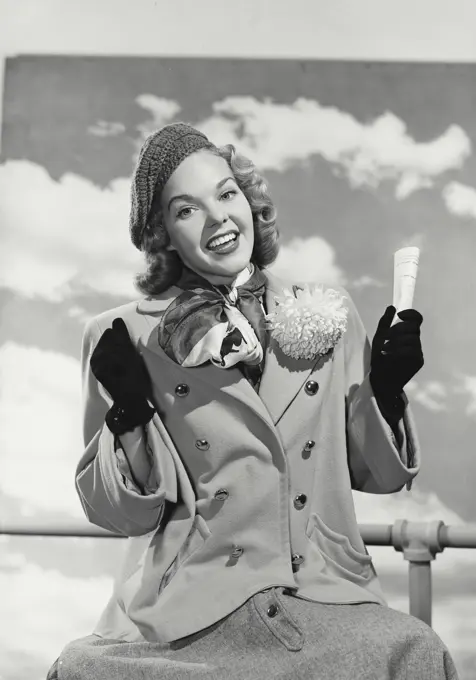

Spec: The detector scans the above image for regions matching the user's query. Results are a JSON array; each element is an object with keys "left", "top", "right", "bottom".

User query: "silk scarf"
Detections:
[{"left": 157, "top": 264, "right": 269, "bottom": 389}]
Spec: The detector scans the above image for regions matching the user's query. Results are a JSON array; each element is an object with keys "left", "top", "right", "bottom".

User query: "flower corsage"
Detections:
[{"left": 265, "top": 284, "right": 348, "bottom": 360}]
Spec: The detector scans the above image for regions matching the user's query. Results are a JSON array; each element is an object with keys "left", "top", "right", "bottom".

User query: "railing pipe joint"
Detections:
[{"left": 392, "top": 519, "right": 445, "bottom": 562}]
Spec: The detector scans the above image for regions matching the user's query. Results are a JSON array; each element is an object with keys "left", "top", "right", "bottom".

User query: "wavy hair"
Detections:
[{"left": 134, "top": 144, "right": 280, "bottom": 296}]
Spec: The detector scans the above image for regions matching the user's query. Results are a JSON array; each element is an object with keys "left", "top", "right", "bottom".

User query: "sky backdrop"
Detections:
[{"left": 0, "top": 21, "right": 476, "bottom": 680}]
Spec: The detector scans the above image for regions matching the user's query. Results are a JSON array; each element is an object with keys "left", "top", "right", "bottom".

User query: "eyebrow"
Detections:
[{"left": 167, "top": 176, "right": 236, "bottom": 212}]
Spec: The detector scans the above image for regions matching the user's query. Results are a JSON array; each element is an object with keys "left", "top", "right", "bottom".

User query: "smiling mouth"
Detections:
[{"left": 206, "top": 231, "right": 239, "bottom": 251}]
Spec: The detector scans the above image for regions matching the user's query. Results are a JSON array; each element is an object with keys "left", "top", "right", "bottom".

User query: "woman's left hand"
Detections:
[{"left": 369, "top": 305, "right": 424, "bottom": 402}]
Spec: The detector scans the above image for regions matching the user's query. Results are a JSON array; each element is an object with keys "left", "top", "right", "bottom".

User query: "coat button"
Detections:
[
  {"left": 303, "top": 440, "right": 315, "bottom": 452},
  {"left": 293, "top": 493, "right": 307, "bottom": 510},
  {"left": 175, "top": 383, "right": 190, "bottom": 397},
  {"left": 230, "top": 545, "right": 243, "bottom": 558},
  {"left": 267, "top": 604, "right": 279, "bottom": 618},
  {"left": 195, "top": 439, "right": 210, "bottom": 451},
  {"left": 304, "top": 380, "right": 319, "bottom": 395},
  {"left": 291, "top": 553, "right": 305, "bottom": 565},
  {"left": 214, "top": 489, "right": 229, "bottom": 501}
]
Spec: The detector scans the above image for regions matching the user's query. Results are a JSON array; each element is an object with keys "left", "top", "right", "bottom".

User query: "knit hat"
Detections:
[{"left": 130, "top": 123, "right": 216, "bottom": 250}]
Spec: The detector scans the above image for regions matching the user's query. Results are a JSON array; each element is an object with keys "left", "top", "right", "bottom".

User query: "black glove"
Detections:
[
  {"left": 369, "top": 306, "right": 424, "bottom": 422},
  {"left": 90, "top": 317, "right": 155, "bottom": 435}
]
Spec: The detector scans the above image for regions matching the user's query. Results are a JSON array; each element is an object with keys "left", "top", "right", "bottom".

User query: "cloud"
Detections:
[
  {"left": 453, "top": 374, "right": 476, "bottom": 415},
  {"left": 408, "top": 376, "right": 476, "bottom": 415},
  {"left": 405, "top": 380, "right": 448, "bottom": 411},
  {"left": 87, "top": 120, "right": 126, "bottom": 137},
  {"left": 350, "top": 275, "right": 385, "bottom": 289},
  {"left": 268, "top": 236, "right": 346, "bottom": 285},
  {"left": 353, "top": 484, "right": 464, "bottom": 527},
  {"left": 430, "top": 597, "right": 476, "bottom": 657},
  {"left": 67, "top": 305, "right": 95, "bottom": 325},
  {"left": 133, "top": 94, "right": 471, "bottom": 200},
  {"left": 0, "top": 342, "right": 85, "bottom": 518},
  {"left": 0, "top": 545, "right": 113, "bottom": 678},
  {"left": 0, "top": 160, "right": 143, "bottom": 301},
  {"left": 194, "top": 96, "right": 471, "bottom": 198},
  {"left": 443, "top": 181, "right": 476, "bottom": 219},
  {"left": 404, "top": 379, "right": 448, "bottom": 412},
  {"left": 134, "top": 94, "right": 181, "bottom": 152}
]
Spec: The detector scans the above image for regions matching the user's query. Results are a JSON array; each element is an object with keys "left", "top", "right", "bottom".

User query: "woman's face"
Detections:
[{"left": 160, "top": 149, "right": 255, "bottom": 284}]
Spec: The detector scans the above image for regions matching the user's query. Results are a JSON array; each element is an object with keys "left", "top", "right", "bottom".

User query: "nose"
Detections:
[{"left": 206, "top": 202, "right": 228, "bottom": 226}]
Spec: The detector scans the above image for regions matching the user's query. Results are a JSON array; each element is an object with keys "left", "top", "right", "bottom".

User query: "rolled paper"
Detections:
[{"left": 392, "top": 247, "right": 420, "bottom": 323}]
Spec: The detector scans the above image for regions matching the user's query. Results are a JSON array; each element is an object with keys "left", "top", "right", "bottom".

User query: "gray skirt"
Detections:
[{"left": 49, "top": 587, "right": 459, "bottom": 680}]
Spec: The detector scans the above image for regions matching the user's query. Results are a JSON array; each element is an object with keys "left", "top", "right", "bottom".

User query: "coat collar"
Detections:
[{"left": 136, "top": 270, "right": 319, "bottom": 427}]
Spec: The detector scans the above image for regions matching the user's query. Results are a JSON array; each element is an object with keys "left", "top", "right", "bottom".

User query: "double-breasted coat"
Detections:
[{"left": 76, "top": 270, "right": 420, "bottom": 644}]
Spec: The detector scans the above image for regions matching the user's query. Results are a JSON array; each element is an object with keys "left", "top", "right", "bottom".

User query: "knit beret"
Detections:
[{"left": 129, "top": 123, "right": 216, "bottom": 250}]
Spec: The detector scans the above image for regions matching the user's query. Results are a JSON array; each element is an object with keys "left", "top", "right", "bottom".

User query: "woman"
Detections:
[{"left": 48, "top": 123, "right": 458, "bottom": 679}]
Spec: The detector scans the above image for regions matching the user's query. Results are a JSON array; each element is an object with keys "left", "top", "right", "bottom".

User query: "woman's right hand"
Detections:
[{"left": 90, "top": 317, "right": 155, "bottom": 433}]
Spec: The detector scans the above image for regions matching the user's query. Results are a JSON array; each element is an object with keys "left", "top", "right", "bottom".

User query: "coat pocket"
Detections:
[
  {"left": 158, "top": 513, "right": 212, "bottom": 594},
  {"left": 305, "top": 512, "right": 372, "bottom": 584}
]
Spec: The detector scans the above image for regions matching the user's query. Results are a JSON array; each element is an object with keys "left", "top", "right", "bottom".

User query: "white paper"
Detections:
[{"left": 393, "top": 247, "right": 420, "bottom": 321}]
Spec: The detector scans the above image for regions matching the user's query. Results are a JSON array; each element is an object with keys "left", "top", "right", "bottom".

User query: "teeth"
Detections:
[{"left": 208, "top": 233, "right": 237, "bottom": 249}]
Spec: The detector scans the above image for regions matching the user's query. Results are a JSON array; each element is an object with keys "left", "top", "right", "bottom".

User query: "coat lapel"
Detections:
[
  {"left": 136, "top": 270, "right": 320, "bottom": 430},
  {"left": 258, "top": 272, "right": 318, "bottom": 425},
  {"left": 137, "top": 288, "right": 276, "bottom": 432}
]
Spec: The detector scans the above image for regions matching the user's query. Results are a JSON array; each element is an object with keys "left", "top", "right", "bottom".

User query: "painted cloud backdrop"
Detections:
[{"left": 1, "top": 57, "right": 475, "bottom": 679}]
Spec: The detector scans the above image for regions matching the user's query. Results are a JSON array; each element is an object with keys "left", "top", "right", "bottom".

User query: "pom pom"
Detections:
[{"left": 265, "top": 284, "right": 348, "bottom": 360}]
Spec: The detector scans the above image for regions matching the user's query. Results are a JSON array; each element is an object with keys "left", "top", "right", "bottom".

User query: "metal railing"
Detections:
[{"left": 2, "top": 518, "right": 476, "bottom": 627}]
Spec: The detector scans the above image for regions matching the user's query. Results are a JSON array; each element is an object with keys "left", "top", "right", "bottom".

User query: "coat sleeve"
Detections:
[
  {"left": 342, "top": 291, "right": 421, "bottom": 494},
  {"left": 75, "top": 317, "right": 178, "bottom": 537}
]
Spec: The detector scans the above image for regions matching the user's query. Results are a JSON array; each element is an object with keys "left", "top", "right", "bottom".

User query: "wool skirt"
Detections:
[{"left": 47, "top": 586, "right": 459, "bottom": 680}]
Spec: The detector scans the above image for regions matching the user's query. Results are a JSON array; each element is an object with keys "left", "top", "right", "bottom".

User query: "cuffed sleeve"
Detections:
[
  {"left": 343, "top": 292, "right": 421, "bottom": 494},
  {"left": 116, "top": 428, "right": 159, "bottom": 496},
  {"left": 76, "top": 318, "right": 178, "bottom": 537}
]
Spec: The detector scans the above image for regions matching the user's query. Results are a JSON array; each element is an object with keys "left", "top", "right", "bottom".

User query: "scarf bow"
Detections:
[{"left": 157, "top": 266, "right": 269, "bottom": 389}]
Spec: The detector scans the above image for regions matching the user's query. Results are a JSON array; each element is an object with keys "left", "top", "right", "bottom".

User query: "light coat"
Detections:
[{"left": 76, "top": 271, "right": 420, "bottom": 643}]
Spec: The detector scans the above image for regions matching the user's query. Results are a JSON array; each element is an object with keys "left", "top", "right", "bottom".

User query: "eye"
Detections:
[
  {"left": 220, "top": 189, "right": 237, "bottom": 201},
  {"left": 176, "top": 206, "right": 195, "bottom": 219}
]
